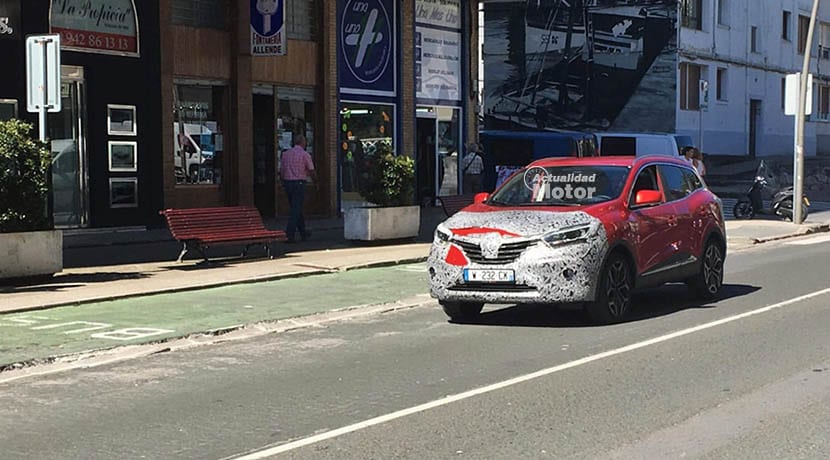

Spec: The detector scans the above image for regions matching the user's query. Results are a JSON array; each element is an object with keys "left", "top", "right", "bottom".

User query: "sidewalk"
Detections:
[{"left": 2, "top": 207, "right": 829, "bottom": 315}]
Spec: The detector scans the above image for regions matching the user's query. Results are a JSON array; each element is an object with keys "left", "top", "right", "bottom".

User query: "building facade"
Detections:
[
  {"left": 482, "top": 0, "right": 830, "bottom": 158},
  {"left": 0, "top": 0, "right": 479, "bottom": 230}
]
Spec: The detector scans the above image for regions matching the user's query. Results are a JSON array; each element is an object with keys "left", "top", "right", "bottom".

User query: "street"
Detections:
[{"left": 2, "top": 234, "right": 830, "bottom": 459}]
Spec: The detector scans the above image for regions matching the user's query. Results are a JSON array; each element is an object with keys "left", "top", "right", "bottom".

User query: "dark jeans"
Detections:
[{"left": 283, "top": 180, "right": 306, "bottom": 240}]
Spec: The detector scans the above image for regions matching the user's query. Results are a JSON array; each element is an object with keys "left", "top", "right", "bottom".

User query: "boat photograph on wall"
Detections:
[{"left": 484, "top": 0, "right": 677, "bottom": 133}]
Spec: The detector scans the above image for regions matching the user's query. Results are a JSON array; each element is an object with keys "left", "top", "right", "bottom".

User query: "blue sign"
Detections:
[
  {"left": 338, "top": 0, "right": 396, "bottom": 97},
  {"left": 251, "top": 0, "right": 286, "bottom": 56}
]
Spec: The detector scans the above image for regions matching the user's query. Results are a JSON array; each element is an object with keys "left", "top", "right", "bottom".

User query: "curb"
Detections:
[
  {"left": 751, "top": 223, "right": 830, "bottom": 244},
  {"left": 1, "top": 256, "right": 430, "bottom": 315}
]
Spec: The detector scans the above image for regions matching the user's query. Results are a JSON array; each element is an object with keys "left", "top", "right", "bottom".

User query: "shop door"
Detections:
[
  {"left": 416, "top": 116, "right": 437, "bottom": 205},
  {"left": 49, "top": 66, "right": 88, "bottom": 228},
  {"left": 253, "top": 94, "right": 275, "bottom": 217}
]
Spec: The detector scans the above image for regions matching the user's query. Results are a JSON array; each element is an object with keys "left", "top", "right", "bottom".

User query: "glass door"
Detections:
[{"left": 49, "top": 66, "right": 88, "bottom": 228}]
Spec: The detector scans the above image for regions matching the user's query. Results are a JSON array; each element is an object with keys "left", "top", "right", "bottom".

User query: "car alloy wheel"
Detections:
[
  {"left": 687, "top": 240, "right": 724, "bottom": 300},
  {"left": 587, "top": 254, "right": 632, "bottom": 324}
]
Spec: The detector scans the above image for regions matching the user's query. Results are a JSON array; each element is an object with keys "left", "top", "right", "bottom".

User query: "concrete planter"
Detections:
[
  {"left": 345, "top": 205, "right": 421, "bottom": 241},
  {"left": 0, "top": 230, "right": 63, "bottom": 280}
]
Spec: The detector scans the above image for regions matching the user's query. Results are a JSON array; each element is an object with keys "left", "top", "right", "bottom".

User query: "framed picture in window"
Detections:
[
  {"left": 110, "top": 178, "right": 138, "bottom": 208},
  {"left": 108, "top": 104, "right": 137, "bottom": 136},
  {"left": 108, "top": 141, "right": 137, "bottom": 172}
]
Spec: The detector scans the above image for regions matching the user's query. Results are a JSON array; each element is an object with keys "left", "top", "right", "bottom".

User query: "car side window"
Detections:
[
  {"left": 629, "top": 165, "right": 661, "bottom": 206},
  {"left": 682, "top": 167, "right": 703, "bottom": 191},
  {"left": 659, "top": 165, "right": 692, "bottom": 202}
]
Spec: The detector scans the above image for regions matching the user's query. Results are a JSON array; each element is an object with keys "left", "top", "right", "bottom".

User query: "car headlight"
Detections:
[
  {"left": 435, "top": 223, "right": 452, "bottom": 245},
  {"left": 543, "top": 222, "right": 599, "bottom": 247}
]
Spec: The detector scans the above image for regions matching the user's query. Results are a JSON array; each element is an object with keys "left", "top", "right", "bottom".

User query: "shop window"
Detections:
[
  {"left": 173, "top": 84, "right": 228, "bottom": 185},
  {"left": 680, "top": 63, "right": 703, "bottom": 111},
  {"left": 339, "top": 102, "right": 396, "bottom": 200},
  {"left": 0, "top": 99, "right": 17, "bottom": 121},
  {"left": 172, "top": 0, "right": 229, "bottom": 30},
  {"left": 286, "top": 0, "right": 318, "bottom": 41},
  {"left": 277, "top": 86, "right": 317, "bottom": 178}
]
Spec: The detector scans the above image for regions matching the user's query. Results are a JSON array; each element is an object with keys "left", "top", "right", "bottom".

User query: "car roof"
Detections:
[
  {"left": 529, "top": 155, "right": 690, "bottom": 168},
  {"left": 480, "top": 130, "right": 594, "bottom": 139}
]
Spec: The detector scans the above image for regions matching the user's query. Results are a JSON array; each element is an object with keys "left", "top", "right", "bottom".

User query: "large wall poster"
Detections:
[
  {"left": 338, "top": 0, "right": 397, "bottom": 97},
  {"left": 50, "top": 0, "right": 139, "bottom": 56},
  {"left": 483, "top": 0, "right": 678, "bottom": 133},
  {"left": 415, "top": 0, "right": 462, "bottom": 103}
]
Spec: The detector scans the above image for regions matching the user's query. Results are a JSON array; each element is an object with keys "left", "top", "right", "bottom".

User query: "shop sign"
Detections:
[
  {"left": 50, "top": 0, "right": 139, "bottom": 56},
  {"left": 0, "top": 0, "right": 21, "bottom": 40},
  {"left": 251, "top": 0, "right": 286, "bottom": 56},
  {"left": 338, "top": 0, "right": 396, "bottom": 97},
  {"left": 415, "top": 0, "right": 461, "bottom": 31},
  {"left": 415, "top": 27, "right": 461, "bottom": 102},
  {"left": 415, "top": 0, "right": 461, "bottom": 102}
]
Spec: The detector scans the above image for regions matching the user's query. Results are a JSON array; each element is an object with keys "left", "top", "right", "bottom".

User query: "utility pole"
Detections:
[{"left": 795, "top": 0, "right": 821, "bottom": 224}]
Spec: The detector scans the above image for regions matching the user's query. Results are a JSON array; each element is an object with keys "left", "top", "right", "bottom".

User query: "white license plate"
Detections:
[{"left": 463, "top": 269, "right": 515, "bottom": 283}]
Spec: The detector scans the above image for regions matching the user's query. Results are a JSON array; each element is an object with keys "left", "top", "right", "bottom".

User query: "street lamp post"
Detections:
[{"left": 795, "top": 0, "right": 821, "bottom": 224}]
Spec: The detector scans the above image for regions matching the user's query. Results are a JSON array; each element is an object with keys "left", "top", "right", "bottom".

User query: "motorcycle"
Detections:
[{"left": 733, "top": 160, "right": 811, "bottom": 221}]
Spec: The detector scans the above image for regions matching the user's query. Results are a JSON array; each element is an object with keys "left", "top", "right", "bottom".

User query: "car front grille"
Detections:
[{"left": 453, "top": 239, "right": 539, "bottom": 265}]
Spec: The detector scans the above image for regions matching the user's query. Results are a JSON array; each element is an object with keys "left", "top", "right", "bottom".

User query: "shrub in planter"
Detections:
[
  {"left": 358, "top": 143, "right": 416, "bottom": 207},
  {"left": 0, "top": 120, "right": 52, "bottom": 233}
]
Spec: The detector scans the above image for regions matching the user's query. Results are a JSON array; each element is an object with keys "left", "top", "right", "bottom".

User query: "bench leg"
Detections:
[
  {"left": 177, "top": 242, "right": 189, "bottom": 263},
  {"left": 194, "top": 245, "right": 210, "bottom": 264},
  {"left": 266, "top": 243, "right": 273, "bottom": 259}
]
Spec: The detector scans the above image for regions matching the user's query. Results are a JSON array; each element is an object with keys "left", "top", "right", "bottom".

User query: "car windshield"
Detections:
[{"left": 488, "top": 165, "right": 630, "bottom": 206}]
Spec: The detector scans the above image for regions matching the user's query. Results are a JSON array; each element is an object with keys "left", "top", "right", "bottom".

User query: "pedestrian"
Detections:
[
  {"left": 693, "top": 149, "right": 707, "bottom": 177},
  {"left": 279, "top": 134, "right": 317, "bottom": 243},
  {"left": 462, "top": 142, "right": 484, "bottom": 194}
]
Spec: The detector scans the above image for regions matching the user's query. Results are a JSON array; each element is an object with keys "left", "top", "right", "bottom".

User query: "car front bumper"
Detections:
[{"left": 427, "top": 238, "right": 608, "bottom": 305}]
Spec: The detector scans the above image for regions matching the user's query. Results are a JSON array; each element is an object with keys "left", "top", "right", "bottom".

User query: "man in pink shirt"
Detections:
[{"left": 279, "top": 134, "right": 317, "bottom": 242}]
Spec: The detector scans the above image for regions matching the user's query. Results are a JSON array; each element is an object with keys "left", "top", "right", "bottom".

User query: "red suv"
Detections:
[{"left": 427, "top": 155, "right": 726, "bottom": 324}]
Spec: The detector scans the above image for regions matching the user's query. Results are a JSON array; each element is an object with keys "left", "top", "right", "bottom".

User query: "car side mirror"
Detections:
[
  {"left": 634, "top": 190, "right": 662, "bottom": 207},
  {"left": 474, "top": 192, "right": 490, "bottom": 204}
]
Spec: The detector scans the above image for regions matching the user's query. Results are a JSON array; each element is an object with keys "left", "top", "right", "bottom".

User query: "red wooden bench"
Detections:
[
  {"left": 437, "top": 194, "right": 476, "bottom": 217},
  {"left": 159, "top": 206, "right": 287, "bottom": 263}
]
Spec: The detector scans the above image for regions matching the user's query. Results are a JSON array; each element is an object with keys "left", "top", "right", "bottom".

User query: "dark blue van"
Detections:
[{"left": 478, "top": 130, "right": 598, "bottom": 190}]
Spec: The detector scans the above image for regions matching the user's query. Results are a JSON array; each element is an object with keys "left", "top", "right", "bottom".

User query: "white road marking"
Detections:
[
  {"left": 784, "top": 233, "right": 830, "bottom": 245},
  {"left": 229, "top": 287, "right": 830, "bottom": 459}
]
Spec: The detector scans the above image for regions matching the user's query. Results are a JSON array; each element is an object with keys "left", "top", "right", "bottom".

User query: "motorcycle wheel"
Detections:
[
  {"left": 777, "top": 198, "right": 809, "bottom": 222},
  {"left": 733, "top": 200, "right": 754, "bottom": 219}
]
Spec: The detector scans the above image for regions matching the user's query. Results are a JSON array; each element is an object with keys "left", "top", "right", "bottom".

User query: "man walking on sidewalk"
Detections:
[{"left": 280, "top": 134, "right": 317, "bottom": 242}]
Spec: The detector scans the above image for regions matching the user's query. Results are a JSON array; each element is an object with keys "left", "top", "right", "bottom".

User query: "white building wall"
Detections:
[{"left": 677, "top": 0, "right": 830, "bottom": 157}]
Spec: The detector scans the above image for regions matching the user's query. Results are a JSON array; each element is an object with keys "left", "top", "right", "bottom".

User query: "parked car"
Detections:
[
  {"left": 594, "top": 132, "right": 685, "bottom": 158},
  {"left": 427, "top": 155, "right": 726, "bottom": 324}
]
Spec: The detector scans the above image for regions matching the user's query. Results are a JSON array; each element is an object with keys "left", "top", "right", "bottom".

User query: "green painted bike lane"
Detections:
[{"left": 0, "top": 263, "right": 430, "bottom": 369}]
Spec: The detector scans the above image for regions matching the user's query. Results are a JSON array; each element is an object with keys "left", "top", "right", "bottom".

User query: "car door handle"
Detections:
[{"left": 667, "top": 215, "right": 678, "bottom": 226}]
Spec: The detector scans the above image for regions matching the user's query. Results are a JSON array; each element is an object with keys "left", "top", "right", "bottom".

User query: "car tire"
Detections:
[
  {"left": 733, "top": 200, "right": 754, "bottom": 219},
  {"left": 441, "top": 301, "right": 484, "bottom": 322},
  {"left": 586, "top": 253, "right": 633, "bottom": 324},
  {"left": 686, "top": 239, "right": 724, "bottom": 300}
]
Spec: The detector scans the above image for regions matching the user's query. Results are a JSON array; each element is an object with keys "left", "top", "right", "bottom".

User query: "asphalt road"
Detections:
[{"left": 2, "top": 234, "right": 830, "bottom": 459}]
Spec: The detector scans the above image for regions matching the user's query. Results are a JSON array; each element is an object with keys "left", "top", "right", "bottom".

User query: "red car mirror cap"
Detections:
[
  {"left": 474, "top": 192, "right": 490, "bottom": 204},
  {"left": 635, "top": 190, "right": 662, "bottom": 206}
]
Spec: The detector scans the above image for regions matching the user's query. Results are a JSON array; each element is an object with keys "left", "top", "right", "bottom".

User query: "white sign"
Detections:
[
  {"left": 50, "top": 0, "right": 139, "bottom": 56},
  {"left": 416, "top": 27, "right": 461, "bottom": 101},
  {"left": 415, "top": 0, "right": 461, "bottom": 30},
  {"left": 785, "top": 73, "right": 813, "bottom": 115},
  {"left": 26, "top": 34, "right": 62, "bottom": 113},
  {"left": 251, "top": 0, "right": 286, "bottom": 56},
  {"left": 698, "top": 79, "right": 709, "bottom": 111}
]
